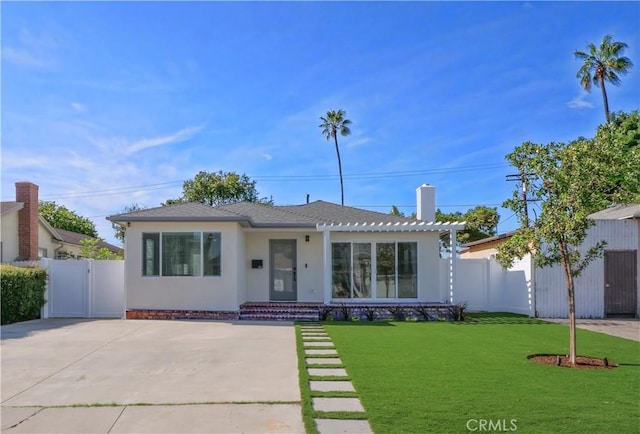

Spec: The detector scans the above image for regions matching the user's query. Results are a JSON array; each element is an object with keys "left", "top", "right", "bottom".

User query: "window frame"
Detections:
[
  {"left": 331, "top": 240, "right": 419, "bottom": 300},
  {"left": 141, "top": 231, "right": 222, "bottom": 278}
]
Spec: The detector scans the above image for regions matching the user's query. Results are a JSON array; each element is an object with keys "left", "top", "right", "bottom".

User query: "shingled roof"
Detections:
[{"left": 107, "top": 200, "right": 416, "bottom": 228}]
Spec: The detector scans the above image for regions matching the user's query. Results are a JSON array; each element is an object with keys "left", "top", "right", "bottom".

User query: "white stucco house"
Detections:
[{"left": 107, "top": 185, "right": 465, "bottom": 319}]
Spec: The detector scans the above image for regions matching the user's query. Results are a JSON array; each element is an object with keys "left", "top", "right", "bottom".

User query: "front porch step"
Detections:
[{"left": 239, "top": 302, "right": 322, "bottom": 321}]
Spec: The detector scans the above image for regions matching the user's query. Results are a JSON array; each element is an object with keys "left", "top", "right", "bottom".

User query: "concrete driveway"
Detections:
[
  {"left": 1, "top": 319, "right": 304, "bottom": 433},
  {"left": 542, "top": 318, "right": 640, "bottom": 342}
]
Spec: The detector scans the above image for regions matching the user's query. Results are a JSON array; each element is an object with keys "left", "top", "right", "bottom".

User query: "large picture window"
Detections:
[
  {"left": 332, "top": 241, "right": 417, "bottom": 299},
  {"left": 142, "top": 232, "right": 221, "bottom": 277}
]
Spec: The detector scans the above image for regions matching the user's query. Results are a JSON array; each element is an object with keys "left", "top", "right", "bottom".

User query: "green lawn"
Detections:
[{"left": 320, "top": 314, "right": 640, "bottom": 434}]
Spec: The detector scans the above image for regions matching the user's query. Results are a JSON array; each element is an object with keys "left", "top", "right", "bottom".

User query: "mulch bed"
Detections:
[{"left": 528, "top": 354, "right": 618, "bottom": 369}]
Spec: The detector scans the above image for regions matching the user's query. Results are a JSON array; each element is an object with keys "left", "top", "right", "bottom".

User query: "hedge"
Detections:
[{"left": 1, "top": 265, "right": 47, "bottom": 325}]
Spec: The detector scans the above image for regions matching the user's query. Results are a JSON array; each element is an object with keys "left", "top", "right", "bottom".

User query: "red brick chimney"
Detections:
[{"left": 16, "top": 182, "right": 39, "bottom": 261}]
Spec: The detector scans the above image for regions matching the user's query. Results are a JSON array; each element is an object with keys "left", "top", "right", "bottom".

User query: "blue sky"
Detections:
[{"left": 2, "top": 1, "right": 639, "bottom": 245}]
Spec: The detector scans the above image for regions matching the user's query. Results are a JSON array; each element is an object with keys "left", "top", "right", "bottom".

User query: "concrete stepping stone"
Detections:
[
  {"left": 310, "top": 381, "right": 355, "bottom": 392},
  {"left": 307, "top": 368, "right": 347, "bottom": 377},
  {"left": 306, "top": 358, "right": 342, "bottom": 365},
  {"left": 301, "top": 333, "right": 328, "bottom": 337},
  {"left": 302, "top": 337, "right": 331, "bottom": 341},
  {"left": 312, "top": 397, "right": 365, "bottom": 412},
  {"left": 304, "top": 341, "right": 334, "bottom": 347},
  {"left": 305, "top": 349, "right": 338, "bottom": 356},
  {"left": 315, "top": 419, "right": 373, "bottom": 434}
]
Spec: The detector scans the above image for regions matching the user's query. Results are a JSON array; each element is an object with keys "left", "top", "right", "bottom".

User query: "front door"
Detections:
[
  {"left": 270, "top": 239, "right": 297, "bottom": 301},
  {"left": 604, "top": 250, "right": 637, "bottom": 317}
]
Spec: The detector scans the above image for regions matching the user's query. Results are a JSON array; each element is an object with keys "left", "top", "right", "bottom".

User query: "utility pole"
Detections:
[{"left": 506, "top": 171, "right": 530, "bottom": 228}]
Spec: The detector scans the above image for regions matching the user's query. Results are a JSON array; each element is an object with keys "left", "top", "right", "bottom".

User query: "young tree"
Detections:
[
  {"left": 497, "top": 121, "right": 639, "bottom": 365},
  {"left": 575, "top": 35, "right": 633, "bottom": 123},
  {"left": 79, "top": 238, "right": 122, "bottom": 260},
  {"left": 39, "top": 201, "right": 98, "bottom": 237},
  {"left": 319, "top": 110, "right": 352, "bottom": 205},
  {"left": 437, "top": 206, "right": 499, "bottom": 252},
  {"left": 164, "top": 171, "right": 272, "bottom": 207}
]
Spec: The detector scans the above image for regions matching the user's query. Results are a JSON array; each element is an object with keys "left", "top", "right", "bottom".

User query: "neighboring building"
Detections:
[
  {"left": 0, "top": 182, "right": 122, "bottom": 262},
  {"left": 459, "top": 231, "right": 514, "bottom": 259},
  {"left": 107, "top": 185, "right": 465, "bottom": 319},
  {"left": 459, "top": 205, "right": 639, "bottom": 318}
]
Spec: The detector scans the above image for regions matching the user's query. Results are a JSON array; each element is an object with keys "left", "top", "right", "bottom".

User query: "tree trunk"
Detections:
[
  {"left": 599, "top": 75, "right": 610, "bottom": 124},
  {"left": 333, "top": 134, "right": 345, "bottom": 206},
  {"left": 559, "top": 241, "right": 577, "bottom": 365}
]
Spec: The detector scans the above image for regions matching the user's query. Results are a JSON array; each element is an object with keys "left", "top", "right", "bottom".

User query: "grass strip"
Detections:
[
  {"left": 295, "top": 323, "right": 319, "bottom": 434},
  {"left": 309, "top": 391, "right": 359, "bottom": 398},
  {"left": 312, "top": 411, "right": 369, "bottom": 420}
]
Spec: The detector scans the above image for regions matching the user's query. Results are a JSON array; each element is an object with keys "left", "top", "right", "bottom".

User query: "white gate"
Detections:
[{"left": 41, "top": 259, "right": 124, "bottom": 318}]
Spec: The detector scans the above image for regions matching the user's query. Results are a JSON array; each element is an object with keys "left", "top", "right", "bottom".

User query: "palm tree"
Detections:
[
  {"left": 575, "top": 35, "right": 633, "bottom": 123},
  {"left": 319, "top": 109, "right": 352, "bottom": 205}
]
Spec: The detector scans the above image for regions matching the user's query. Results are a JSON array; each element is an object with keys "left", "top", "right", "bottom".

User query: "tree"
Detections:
[
  {"left": 164, "top": 171, "right": 272, "bottom": 207},
  {"left": 79, "top": 238, "right": 122, "bottom": 260},
  {"left": 39, "top": 201, "right": 98, "bottom": 237},
  {"left": 114, "top": 203, "right": 146, "bottom": 242},
  {"left": 436, "top": 206, "right": 499, "bottom": 252},
  {"left": 575, "top": 35, "right": 633, "bottom": 123},
  {"left": 497, "top": 122, "right": 639, "bottom": 365},
  {"left": 319, "top": 109, "right": 352, "bottom": 205}
]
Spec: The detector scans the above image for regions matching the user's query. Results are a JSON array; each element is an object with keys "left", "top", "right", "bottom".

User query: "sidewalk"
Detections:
[{"left": 542, "top": 318, "right": 639, "bottom": 342}]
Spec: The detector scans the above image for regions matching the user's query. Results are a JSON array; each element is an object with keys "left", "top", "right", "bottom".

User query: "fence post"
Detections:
[{"left": 40, "top": 258, "right": 51, "bottom": 319}]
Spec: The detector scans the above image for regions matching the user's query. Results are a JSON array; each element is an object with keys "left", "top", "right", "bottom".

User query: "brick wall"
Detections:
[
  {"left": 126, "top": 309, "right": 240, "bottom": 320},
  {"left": 16, "top": 182, "right": 39, "bottom": 261}
]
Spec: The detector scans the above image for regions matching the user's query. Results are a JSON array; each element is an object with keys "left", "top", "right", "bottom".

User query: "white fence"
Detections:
[
  {"left": 446, "top": 256, "right": 534, "bottom": 316},
  {"left": 40, "top": 258, "right": 124, "bottom": 318}
]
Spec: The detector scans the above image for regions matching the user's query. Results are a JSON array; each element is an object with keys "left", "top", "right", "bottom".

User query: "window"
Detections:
[
  {"left": 203, "top": 232, "right": 221, "bottom": 276},
  {"left": 142, "top": 232, "right": 221, "bottom": 277},
  {"left": 376, "top": 243, "right": 396, "bottom": 298},
  {"left": 38, "top": 248, "right": 48, "bottom": 259},
  {"left": 142, "top": 233, "right": 159, "bottom": 276},
  {"left": 397, "top": 242, "right": 417, "bottom": 298},
  {"left": 332, "top": 243, "right": 351, "bottom": 298},
  {"left": 332, "top": 241, "right": 418, "bottom": 299},
  {"left": 353, "top": 243, "right": 371, "bottom": 298}
]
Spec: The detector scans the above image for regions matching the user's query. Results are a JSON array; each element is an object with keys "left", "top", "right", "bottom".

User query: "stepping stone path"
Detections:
[{"left": 299, "top": 322, "right": 373, "bottom": 434}]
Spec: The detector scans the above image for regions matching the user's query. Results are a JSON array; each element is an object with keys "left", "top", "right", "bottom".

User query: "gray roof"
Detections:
[
  {"left": 107, "top": 200, "right": 416, "bottom": 228},
  {"left": 54, "top": 228, "right": 123, "bottom": 254},
  {"left": 589, "top": 204, "right": 640, "bottom": 220},
  {"left": 0, "top": 201, "right": 24, "bottom": 216}
]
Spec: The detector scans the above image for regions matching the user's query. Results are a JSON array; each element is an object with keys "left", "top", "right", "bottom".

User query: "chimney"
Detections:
[
  {"left": 16, "top": 182, "right": 39, "bottom": 261},
  {"left": 416, "top": 184, "right": 435, "bottom": 222}
]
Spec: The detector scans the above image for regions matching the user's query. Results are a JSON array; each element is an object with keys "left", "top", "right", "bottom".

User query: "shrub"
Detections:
[
  {"left": 387, "top": 306, "right": 406, "bottom": 321},
  {"left": 447, "top": 302, "right": 467, "bottom": 321},
  {"left": 334, "top": 303, "right": 351, "bottom": 321},
  {"left": 318, "top": 304, "right": 334, "bottom": 321},
  {"left": 1, "top": 265, "right": 47, "bottom": 325}
]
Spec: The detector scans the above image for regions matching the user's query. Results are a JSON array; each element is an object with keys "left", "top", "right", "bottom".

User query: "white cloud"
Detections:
[
  {"left": 71, "top": 102, "right": 87, "bottom": 113},
  {"left": 2, "top": 46, "right": 44, "bottom": 67},
  {"left": 566, "top": 94, "right": 595, "bottom": 109},
  {"left": 124, "top": 126, "right": 203, "bottom": 155},
  {"left": 261, "top": 153, "right": 273, "bottom": 160}
]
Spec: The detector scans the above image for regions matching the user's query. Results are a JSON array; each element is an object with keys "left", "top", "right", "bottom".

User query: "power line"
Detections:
[{"left": 10, "top": 162, "right": 509, "bottom": 201}]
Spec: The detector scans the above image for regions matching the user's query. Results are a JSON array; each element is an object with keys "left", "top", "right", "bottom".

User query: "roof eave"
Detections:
[
  {"left": 316, "top": 221, "right": 466, "bottom": 232},
  {"left": 106, "top": 216, "right": 251, "bottom": 223}
]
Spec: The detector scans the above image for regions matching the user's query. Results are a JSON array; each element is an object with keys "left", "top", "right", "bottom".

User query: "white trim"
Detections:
[
  {"left": 322, "top": 230, "right": 332, "bottom": 304},
  {"left": 316, "top": 221, "right": 465, "bottom": 232}
]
